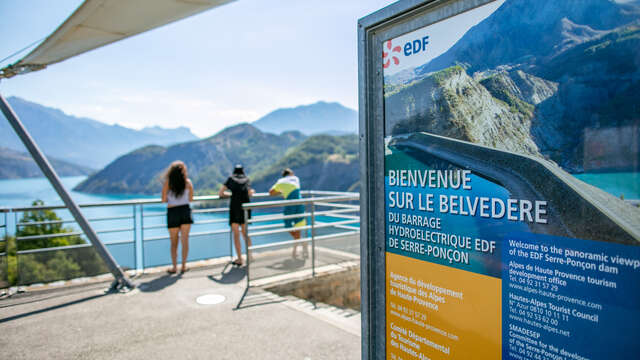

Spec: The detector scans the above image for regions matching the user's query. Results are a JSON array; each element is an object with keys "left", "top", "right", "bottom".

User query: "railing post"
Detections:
[
  {"left": 140, "top": 204, "right": 145, "bottom": 271},
  {"left": 132, "top": 204, "right": 137, "bottom": 272},
  {"left": 245, "top": 208, "right": 250, "bottom": 288},
  {"left": 14, "top": 211, "right": 19, "bottom": 286},
  {"left": 311, "top": 202, "right": 316, "bottom": 277},
  {"left": 2, "top": 211, "right": 6, "bottom": 288},
  {"left": 229, "top": 225, "right": 233, "bottom": 261}
]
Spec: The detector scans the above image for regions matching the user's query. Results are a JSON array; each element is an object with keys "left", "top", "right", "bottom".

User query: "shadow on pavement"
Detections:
[
  {"left": 234, "top": 286, "right": 285, "bottom": 310},
  {"left": 138, "top": 274, "right": 180, "bottom": 292},
  {"left": 207, "top": 263, "right": 245, "bottom": 285},
  {"left": 0, "top": 283, "right": 107, "bottom": 309},
  {"left": 0, "top": 292, "right": 105, "bottom": 324},
  {"left": 266, "top": 258, "right": 306, "bottom": 271}
]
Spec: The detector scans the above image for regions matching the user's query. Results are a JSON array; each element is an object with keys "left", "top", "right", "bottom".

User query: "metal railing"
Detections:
[
  {"left": 243, "top": 193, "right": 360, "bottom": 288},
  {"left": 1, "top": 208, "right": 8, "bottom": 288},
  {"left": 1, "top": 190, "right": 360, "bottom": 287}
]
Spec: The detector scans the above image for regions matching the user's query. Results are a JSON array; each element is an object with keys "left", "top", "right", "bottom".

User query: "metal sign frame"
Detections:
[{"left": 358, "top": 1, "right": 496, "bottom": 358}]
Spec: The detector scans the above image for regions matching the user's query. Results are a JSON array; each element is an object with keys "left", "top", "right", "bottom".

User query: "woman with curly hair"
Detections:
[{"left": 162, "top": 161, "right": 194, "bottom": 274}]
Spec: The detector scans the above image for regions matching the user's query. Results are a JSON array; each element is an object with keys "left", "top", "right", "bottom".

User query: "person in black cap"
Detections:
[{"left": 219, "top": 164, "right": 254, "bottom": 266}]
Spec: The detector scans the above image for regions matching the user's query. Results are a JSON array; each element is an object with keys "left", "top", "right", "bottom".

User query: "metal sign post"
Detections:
[
  {"left": 359, "top": 0, "right": 640, "bottom": 359},
  {"left": 0, "top": 94, "right": 134, "bottom": 291}
]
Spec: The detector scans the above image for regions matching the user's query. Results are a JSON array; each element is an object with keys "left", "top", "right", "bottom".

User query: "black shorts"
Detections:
[
  {"left": 167, "top": 205, "right": 193, "bottom": 228},
  {"left": 229, "top": 205, "right": 251, "bottom": 225}
]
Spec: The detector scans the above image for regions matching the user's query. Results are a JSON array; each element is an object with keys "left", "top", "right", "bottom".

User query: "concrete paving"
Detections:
[{"left": 0, "top": 262, "right": 361, "bottom": 359}]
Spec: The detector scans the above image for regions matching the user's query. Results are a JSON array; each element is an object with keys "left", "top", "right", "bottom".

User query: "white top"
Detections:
[{"left": 167, "top": 189, "right": 190, "bottom": 206}]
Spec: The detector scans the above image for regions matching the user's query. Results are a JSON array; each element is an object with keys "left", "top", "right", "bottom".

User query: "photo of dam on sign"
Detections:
[{"left": 382, "top": 1, "right": 640, "bottom": 359}]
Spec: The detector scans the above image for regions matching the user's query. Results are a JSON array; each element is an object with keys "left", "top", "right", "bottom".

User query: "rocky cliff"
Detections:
[{"left": 385, "top": 66, "right": 543, "bottom": 158}]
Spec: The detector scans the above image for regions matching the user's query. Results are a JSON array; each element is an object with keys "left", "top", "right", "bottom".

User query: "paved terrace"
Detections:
[{"left": 0, "top": 243, "right": 362, "bottom": 359}]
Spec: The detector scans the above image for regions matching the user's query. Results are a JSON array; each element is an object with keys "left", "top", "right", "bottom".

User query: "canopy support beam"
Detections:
[{"left": 0, "top": 93, "right": 134, "bottom": 291}]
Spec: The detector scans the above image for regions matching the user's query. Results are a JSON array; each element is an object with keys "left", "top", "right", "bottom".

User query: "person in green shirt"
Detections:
[{"left": 269, "top": 168, "right": 309, "bottom": 259}]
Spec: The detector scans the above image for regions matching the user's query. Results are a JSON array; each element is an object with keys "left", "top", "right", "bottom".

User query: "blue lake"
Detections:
[{"left": 0, "top": 176, "right": 155, "bottom": 208}]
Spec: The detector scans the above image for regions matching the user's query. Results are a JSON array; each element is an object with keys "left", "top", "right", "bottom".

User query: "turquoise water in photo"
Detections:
[{"left": 574, "top": 172, "right": 640, "bottom": 200}]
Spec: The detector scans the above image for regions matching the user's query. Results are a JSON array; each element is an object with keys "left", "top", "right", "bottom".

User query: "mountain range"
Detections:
[
  {"left": 385, "top": 0, "right": 640, "bottom": 173},
  {"left": 0, "top": 147, "right": 93, "bottom": 179},
  {"left": 74, "top": 123, "right": 360, "bottom": 195},
  {"left": 1, "top": 97, "right": 198, "bottom": 169},
  {"left": 252, "top": 101, "right": 357, "bottom": 135},
  {"left": 74, "top": 124, "right": 306, "bottom": 194}
]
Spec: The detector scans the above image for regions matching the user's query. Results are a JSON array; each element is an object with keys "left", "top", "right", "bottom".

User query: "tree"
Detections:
[
  {"left": 8, "top": 200, "right": 108, "bottom": 286},
  {"left": 0, "top": 236, "right": 13, "bottom": 287},
  {"left": 16, "top": 200, "right": 83, "bottom": 251}
]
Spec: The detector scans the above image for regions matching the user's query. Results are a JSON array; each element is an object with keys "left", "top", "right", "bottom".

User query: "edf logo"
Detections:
[
  {"left": 383, "top": 36, "right": 430, "bottom": 69},
  {"left": 404, "top": 36, "right": 430, "bottom": 56}
]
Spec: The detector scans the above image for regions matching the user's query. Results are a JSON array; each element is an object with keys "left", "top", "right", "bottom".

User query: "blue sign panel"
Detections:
[{"left": 503, "top": 232, "right": 640, "bottom": 360}]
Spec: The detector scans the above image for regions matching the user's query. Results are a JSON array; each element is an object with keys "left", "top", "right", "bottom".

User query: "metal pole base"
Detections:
[{"left": 105, "top": 277, "right": 136, "bottom": 294}]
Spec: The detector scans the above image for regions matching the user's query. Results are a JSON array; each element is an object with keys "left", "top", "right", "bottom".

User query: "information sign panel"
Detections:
[{"left": 359, "top": 1, "right": 640, "bottom": 359}]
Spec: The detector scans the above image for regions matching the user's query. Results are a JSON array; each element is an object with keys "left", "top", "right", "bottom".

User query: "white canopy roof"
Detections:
[{"left": 0, "top": 0, "right": 234, "bottom": 78}]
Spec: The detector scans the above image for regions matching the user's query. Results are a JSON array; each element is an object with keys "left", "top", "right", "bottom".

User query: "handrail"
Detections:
[
  {"left": 249, "top": 218, "right": 358, "bottom": 237},
  {"left": 17, "top": 214, "right": 133, "bottom": 227},
  {"left": 17, "top": 243, "right": 93, "bottom": 254},
  {"left": 2, "top": 191, "right": 342, "bottom": 212},
  {"left": 314, "top": 202, "right": 360, "bottom": 209},
  {"left": 248, "top": 231, "right": 359, "bottom": 251},
  {"left": 17, "top": 231, "right": 83, "bottom": 241},
  {"left": 247, "top": 207, "right": 358, "bottom": 224},
  {"left": 4, "top": 192, "right": 273, "bottom": 212},
  {"left": 243, "top": 194, "right": 359, "bottom": 210},
  {"left": 305, "top": 190, "right": 359, "bottom": 197}
]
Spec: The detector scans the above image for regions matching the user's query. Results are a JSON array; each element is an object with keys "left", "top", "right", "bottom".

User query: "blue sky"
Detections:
[{"left": 0, "top": 0, "right": 500, "bottom": 137}]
